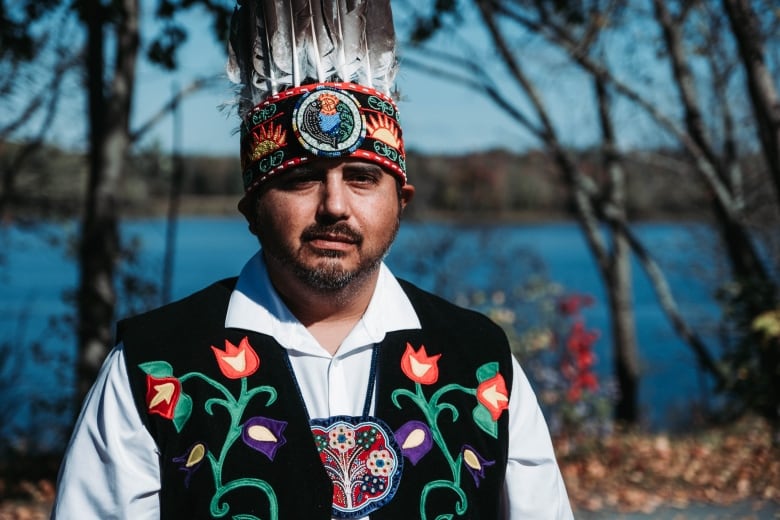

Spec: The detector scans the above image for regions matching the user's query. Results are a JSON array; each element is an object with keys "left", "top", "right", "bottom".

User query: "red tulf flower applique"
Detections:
[
  {"left": 476, "top": 373, "right": 509, "bottom": 420},
  {"left": 146, "top": 374, "right": 182, "bottom": 419},
  {"left": 211, "top": 336, "right": 260, "bottom": 379},
  {"left": 400, "top": 343, "right": 441, "bottom": 385}
]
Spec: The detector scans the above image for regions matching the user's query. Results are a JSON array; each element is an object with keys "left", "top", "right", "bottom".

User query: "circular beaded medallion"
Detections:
[{"left": 293, "top": 87, "right": 367, "bottom": 157}]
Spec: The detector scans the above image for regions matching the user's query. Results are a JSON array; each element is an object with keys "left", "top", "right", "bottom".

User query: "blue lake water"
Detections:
[{"left": 0, "top": 217, "right": 724, "bottom": 444}]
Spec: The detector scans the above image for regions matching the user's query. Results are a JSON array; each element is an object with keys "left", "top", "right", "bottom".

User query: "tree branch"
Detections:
[
  {"left": 130, "top": 75, "right": 222, "bottom": 144},
  {"left": 495, "top": 0, "right": 742, "bottom": 221}
]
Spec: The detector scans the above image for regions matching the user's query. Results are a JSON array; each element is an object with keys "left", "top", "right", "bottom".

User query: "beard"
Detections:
[{"left": 262, "top": 217, "right": 400, "bottom": 293}]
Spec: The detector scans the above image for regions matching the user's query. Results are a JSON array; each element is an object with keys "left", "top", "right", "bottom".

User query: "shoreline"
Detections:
[{"left": 4, "top": 195, "right": 714, "bottom": 225}]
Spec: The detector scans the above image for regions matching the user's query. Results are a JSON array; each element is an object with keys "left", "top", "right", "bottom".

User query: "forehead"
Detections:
[
  {"left": 287, "top": 157, "right": 391, "bottom": 174},
  {"left": 252, "top": 157, "right": 400, "bottom": 198}
]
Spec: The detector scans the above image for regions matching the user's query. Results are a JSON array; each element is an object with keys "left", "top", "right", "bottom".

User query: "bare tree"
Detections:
[
  {"left": 74, "top": 0, "right": 231, "bottom": 405},
  {"left": 75, "top": 0, "right": 140, "bottom": 403},
  {"left": 398, "top": 0, "right": 780, "bottom": 424},
  {"left": 2, "top": 0, "right": 232, "bottom": 413},
  {"left": 593, "top": 75, "right": 640, "bottom": 423}
]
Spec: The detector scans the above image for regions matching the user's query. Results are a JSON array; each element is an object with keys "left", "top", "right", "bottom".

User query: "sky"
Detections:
[
  {"left": 7, "top": 1, "right": 676, "bottom": 158},
  {"left": 131, "top": 5, "right": 546, "bottom": 157}
]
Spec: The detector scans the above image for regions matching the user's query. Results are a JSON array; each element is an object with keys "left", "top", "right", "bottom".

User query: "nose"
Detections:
[{"left": 317, "top": 173, "right": 349, "bottom": 221}]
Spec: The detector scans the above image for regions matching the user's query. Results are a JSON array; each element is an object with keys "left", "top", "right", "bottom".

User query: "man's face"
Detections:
[{"left": 248, "top": 158, "right": 414, "bottom": 292}]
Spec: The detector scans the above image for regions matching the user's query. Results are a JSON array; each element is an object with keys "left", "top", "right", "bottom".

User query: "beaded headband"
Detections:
[
  {"left": 240, "top": 82, "right": 406, "bottom": 195},
  {"left": 227, "top": 0, "right": 404, "bottom": 198}
]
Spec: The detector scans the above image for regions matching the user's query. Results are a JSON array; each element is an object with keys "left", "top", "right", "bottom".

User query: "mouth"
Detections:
[
  {"left": 302, "top": 226, "right": 362, "bottom": 252},
  {"left": 307, "top": 235, "right": 357, "bottom": 252}
]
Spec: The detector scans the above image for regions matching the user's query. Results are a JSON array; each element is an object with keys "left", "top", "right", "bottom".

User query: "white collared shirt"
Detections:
[{"left": 52, "top": 252, "right": 573, "bottom": 519}]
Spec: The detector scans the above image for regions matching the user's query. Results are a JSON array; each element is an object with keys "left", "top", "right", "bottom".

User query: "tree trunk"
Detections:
[
  {"left": 723, "top": 0, "right": 780, "bottom": 208},
  {"left": 475, "top": 0, "right": 645, "bottom": 424},
  {"left": 597, "top": 78, "right": 640, "bottom": 424},
  {"left": 653, "top": 0, "right": 778, "bottom": 424},
  {"left": 76, "top": 0, "right": 139, "bottom": 406},
  {"left": 711, "top": 197, "right": 780, "bottom": 425},
  {"left": 608, "top": 234, "right": 639, "bottom": 423},
  {"left": 722, "top": 0, "right": 780, "bottom": 430}
]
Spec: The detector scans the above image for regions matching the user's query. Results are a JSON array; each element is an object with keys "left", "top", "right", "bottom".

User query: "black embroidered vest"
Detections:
[{"left": 121, "top": 278, "right": 512, "bottom": 519}]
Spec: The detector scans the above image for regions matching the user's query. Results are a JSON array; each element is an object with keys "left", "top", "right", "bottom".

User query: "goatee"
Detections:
[
  {"left": 292, "top": 257, "right": 381, "bottom": 292},
  {"left": 269, "top": 219, "right": 398, "bottom": 293}
]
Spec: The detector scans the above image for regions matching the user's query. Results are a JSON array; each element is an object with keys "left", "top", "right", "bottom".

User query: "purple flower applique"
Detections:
[
  {"left": 461, "top": 444, "right": 495, "bottom": 487},
  {"left": 242, "top": 416, "right": 288, "bottom": 461},
  {"left": 394, "top": 420, "right": 433, "bottom": 465},
  {"left": 172, "top": 442, "right": 207, "bottom": 487}
]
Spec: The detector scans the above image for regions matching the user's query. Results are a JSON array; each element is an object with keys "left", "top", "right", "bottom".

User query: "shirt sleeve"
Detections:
[
  {"left": 503, "top": 356, "right": 574, "bottom": 519},
  {"left": 51, "top": 344, "right": 161, "bottom": 520}
]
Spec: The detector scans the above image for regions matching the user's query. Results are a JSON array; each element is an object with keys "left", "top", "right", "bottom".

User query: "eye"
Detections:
[
  {"left": 276, "top": 168, "right": 322, "bottom": 190},
  {"left": 345, "top": 166, "right": 383, "bottom": 186},
  {"left": 350, "top": 173, "right": 378, "bottom": 184}
]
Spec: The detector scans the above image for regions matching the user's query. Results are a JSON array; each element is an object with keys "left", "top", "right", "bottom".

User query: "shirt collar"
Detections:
[{"left": 225, "top": 250, "right": 421, "bottom": 356}]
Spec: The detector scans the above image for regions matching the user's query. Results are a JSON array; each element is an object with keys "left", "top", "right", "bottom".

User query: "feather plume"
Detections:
[
  {"left": 364, "top": 0, "right": 398, "bottom": 90},
  {"left": 227, "top": 0, "right": 399, "bottom": 117}
]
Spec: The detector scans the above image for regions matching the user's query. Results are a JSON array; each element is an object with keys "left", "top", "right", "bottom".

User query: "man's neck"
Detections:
[{"left": 267, "top": 263, "right": 380, "bottom": 356}]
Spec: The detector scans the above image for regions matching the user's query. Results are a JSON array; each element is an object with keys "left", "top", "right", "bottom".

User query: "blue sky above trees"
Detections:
[
  {"left": 4, "top": 0, "right": 692, "bottom": 157},
  {"left": 130, "top": 3, "right": 532, "bottom": 156}
]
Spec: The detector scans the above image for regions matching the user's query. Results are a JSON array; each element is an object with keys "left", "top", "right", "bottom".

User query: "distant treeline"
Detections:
[{"left": 1, "top": 141, "right": 715, "bottom": 220}]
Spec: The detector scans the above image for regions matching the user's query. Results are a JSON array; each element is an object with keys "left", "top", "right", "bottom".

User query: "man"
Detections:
[{"left": 52, "top": 2, "right": 573, "bottom": 518}]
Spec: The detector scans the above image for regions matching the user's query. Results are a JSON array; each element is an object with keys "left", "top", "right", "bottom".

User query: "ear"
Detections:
[
  {"left": 399, "top": 183, "right": 415, "bottom": 210},
  {"left": 238, "top": 196, "right": 260, "bottom": 236}
]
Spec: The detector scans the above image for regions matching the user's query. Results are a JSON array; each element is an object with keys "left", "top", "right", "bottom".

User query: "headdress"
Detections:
[{"left": 227, "top": 0, "right": 407, "bottom": 198}]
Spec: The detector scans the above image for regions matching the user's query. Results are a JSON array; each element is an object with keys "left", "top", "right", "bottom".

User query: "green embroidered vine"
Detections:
[
  {"left": 139, "top": 337, "right": 282, "bottom": 520},
  {"left": 392, "top": 343, "right": 510, "bottom": 519},
  {"left": 392, "top": 381, "right": 473, "bottom": 519}
]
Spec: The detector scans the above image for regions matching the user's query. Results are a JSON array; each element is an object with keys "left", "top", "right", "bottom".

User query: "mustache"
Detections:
[{"left": 301, "top": 222, "right": 363, "bottom": 244}]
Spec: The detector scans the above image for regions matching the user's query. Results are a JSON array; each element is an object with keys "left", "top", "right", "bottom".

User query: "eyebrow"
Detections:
[
  {"left": 285, "top": 162, "right": 385, "bottom": 176},
  {"left": 343, "top": 162, "right": 384, "bottom": 175},
  {"left": 283, "top": 165, "right": 318, "bottom": 177}
]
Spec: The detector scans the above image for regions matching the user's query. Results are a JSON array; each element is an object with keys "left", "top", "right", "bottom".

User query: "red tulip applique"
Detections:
[
  {"left": 145, "top": 374, "right": 182, "bottom": 420},
  {"left": 476, "top": 372, "right": 509, "bottom": 421},
  {"left": 400, "top": 343, "right": 441, "bottom": 385},
  {"left": 211, "top": 336, "right": 260, "bottom": 379}
]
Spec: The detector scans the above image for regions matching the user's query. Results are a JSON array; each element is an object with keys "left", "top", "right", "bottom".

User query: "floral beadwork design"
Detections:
[
  {"left": 139, "top": 336, "right": 282, "bottom": 520},
  {"left": 311, "top": 418, "right": 402, "bottom": 518},
  {"left": 392, "top": 342, "right": 509, "bottom": 519},
  {"left": 366, "top": 449, "right": 394, "bottom": 477},
  {"left": 329, "top": 424, "right": 356, "bottom": 453}
]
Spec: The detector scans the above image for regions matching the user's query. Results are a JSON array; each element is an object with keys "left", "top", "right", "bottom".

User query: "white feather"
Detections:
[{"left": 227, "top": 0, "right": 399, "bottom": 117}]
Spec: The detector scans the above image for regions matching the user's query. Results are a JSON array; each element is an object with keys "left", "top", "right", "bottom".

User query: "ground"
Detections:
[
  {"left": 0, "top": 416, "right": 778, "bottom": 519},
  {"left": 557, "top": 415, "right": 779, "bottom": 518}
]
